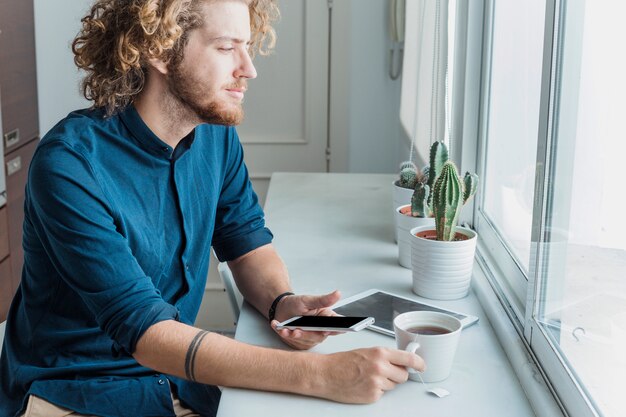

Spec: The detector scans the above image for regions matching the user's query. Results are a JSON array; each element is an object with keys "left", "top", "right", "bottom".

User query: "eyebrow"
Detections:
[{"left": 208, "top": 36, "right": 250, "bottom": 44}]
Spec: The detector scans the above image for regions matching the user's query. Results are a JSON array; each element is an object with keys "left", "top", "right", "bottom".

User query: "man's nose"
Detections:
[{"left": 236, "top": 50, "right": 257, "bottom": 79}]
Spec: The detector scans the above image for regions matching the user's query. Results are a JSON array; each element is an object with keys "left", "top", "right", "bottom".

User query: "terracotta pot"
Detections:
[{"left": 414, "top": 229, "right": 471, "bottom": 241}]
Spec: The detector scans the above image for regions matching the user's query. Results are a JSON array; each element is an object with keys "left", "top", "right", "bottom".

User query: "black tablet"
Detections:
[{"left": 332, "top": 289, "right": 479, "bottom": 337}]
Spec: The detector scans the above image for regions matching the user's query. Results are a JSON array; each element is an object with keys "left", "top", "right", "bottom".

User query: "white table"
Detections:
[{"left": 217, "top": 173, "right": 536, "bottom": 417}]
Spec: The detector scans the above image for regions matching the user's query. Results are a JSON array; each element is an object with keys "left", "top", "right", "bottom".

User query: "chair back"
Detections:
[{"left": 217, "top": 262, "right": 243, "bottom": 325}]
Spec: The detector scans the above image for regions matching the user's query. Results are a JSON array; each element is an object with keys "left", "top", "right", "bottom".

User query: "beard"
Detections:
[{"left": 166, "top": 61, "right": 246, "bottom": 126}]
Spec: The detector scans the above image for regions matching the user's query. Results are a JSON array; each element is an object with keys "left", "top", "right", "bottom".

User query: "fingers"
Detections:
[
  {"left": 271, "top": 320, "right": 330, "bottom": 350},
  {"left": 385, "top": 363, "right": 411, "bottom": 384},
  {"left": 360, "top": 347, "right": 423, "bottom": 389},
  {"left": 301, "top": 290, "right": 341, "bottom": 310},
  {"left": 274, "top": 291, "right": 341, "bottom": 322},
  {"left": 379, "top": 377, "right": 399, "bottom": 392},
  {"left": 387, "top": 348, "right": 426, "bottom": 373},
  {"left": 320, "top": 348, "right": 417, "bottom": 404},
  {"left": 367, "top": 349, "right": 422, "bottom": 394},
  {"left": 316, "top": 308, "right": 339, "bottom": 317}
]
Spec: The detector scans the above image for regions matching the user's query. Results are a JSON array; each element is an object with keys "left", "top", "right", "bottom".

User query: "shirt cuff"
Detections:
[
  {"left": 110, "top": 302, "right": 180, "bottom": 357},
  {"left": 213, "top": 227, "right": 274, "bottom": 262}
]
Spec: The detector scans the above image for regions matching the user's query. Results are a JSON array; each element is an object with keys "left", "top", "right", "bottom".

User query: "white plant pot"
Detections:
[
  {"left": 392, "top": 181, "right": 415, "bottom": 243},
  {"left": 409, "top": 225, "right": 478, "bottom": 300},
  {"left": 395, "top": 205, "right": 435, "bottom": 269}
]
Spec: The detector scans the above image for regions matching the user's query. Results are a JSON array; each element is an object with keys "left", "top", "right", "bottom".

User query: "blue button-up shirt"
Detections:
[{"left": 0, "top": 105, "right": 273, "bottom": 417}]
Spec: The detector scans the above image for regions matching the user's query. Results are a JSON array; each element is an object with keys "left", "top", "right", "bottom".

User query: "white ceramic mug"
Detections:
[{"left": 393, "top": 311, "right": 462, "bottom": 382}]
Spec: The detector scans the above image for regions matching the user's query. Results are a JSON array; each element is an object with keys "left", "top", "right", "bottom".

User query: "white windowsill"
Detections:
[{"left": 472, "top": 263, "right": 564, "bottom": 417}]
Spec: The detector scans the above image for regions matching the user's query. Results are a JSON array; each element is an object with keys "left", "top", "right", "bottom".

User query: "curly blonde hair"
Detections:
[{"left": 72, "top": 0, "right": 279, "bottom": 116}]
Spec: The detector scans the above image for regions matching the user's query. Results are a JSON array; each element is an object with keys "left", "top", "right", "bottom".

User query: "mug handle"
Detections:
[{"left": 405, "top": 342, "right": 421, "bottom": 373}]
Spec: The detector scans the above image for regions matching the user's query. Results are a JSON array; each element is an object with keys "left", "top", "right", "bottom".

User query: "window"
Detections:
[
  {"left": 477, "top": 0, "right": 546, "bottom": 314},
  {"left": 470, "top": 1, "right": 626, "bottom": 416}
]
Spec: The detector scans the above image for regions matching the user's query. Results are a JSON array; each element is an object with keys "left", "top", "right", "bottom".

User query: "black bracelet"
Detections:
[{"left": 268, "top": 291, "right": 294, "bottom": 322}]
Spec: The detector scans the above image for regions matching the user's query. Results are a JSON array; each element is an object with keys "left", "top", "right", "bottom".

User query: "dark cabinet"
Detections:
[
  {"left": 0, "top": 0, "right": 39, "bottom": 321},
  {"left": 0, "top": 0, "right": 39, "bottom": 153}
]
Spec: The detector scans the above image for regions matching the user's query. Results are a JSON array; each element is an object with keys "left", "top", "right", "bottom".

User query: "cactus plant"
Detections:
[
  {"left": 400, "top": 140, "right": 478, "bottom": 230},
  {"left": 463, "top": 171, "right": 479, "bottom": 204},
  {"left": 431, "top": 161, "right": 478, "bottom": 241},
  {"left": 399, "top": 161, "right": 417, "bottom": 171},
  {"left": 408, "top": 142, "right": 480, "bottom": 300},
  {"left": 398, "top": 168, "right": 417, "bottom": 189},
  {"left": 411, "top": 182, "right": 431, "bottom": 217},
  {"left": 406, "top": 140, "right": 449, "bottom": 218},
  {"left": 397, "top": 161, "right": 422, "bottom": 189},
  {"left": 426, "top": 141, "right": 449, "bottom": 192}
]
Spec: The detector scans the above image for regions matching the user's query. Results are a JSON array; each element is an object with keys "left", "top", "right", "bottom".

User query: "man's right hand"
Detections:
[
  {"left": 135, "top": 320, "right": 424, "bottom": 405},
  {"left": 313, "top": 347, "right": 425, "bottom": 404}
]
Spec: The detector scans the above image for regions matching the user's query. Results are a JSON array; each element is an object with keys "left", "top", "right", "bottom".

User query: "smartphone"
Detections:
[{"left": 275, "top": 316, "right": 375, "bottom": 332}]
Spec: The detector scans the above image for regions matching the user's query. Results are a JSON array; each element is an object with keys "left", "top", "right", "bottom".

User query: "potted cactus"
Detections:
[
  {"left": 408, "top": 153, "right": 479, "bottom": 300},
  {"left": 392, "top": 160, "right": 420, "bottom": 243},
  {"left": 395, "top": 141, "right": 448, "bottom": 268}
]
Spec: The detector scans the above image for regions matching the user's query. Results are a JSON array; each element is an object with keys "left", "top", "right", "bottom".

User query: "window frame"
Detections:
[
  {"left": 472, "top": 0, "right": 532, "bottom": 322},
  {"left": 463, "top": 0, "right": 605, "bottom": 416}
]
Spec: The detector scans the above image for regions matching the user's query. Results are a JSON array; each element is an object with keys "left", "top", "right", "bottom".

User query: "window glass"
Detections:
[
  {"left": 482, "top": 0, "right": 545, "bottom": 274},
  {"left": 537, "top": 1, "right": 626, "bottom": 415}
]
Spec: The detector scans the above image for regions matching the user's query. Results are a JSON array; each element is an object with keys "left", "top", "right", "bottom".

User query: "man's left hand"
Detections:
[{"left": 270, "top": 290, "right": 341, "bottom": 350}]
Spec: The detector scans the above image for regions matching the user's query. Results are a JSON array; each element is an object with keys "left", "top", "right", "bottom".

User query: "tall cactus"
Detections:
[
  {"left": 404, "top": 141, "right": 479, "bottom": 232},
  {"left": 432, "top": 161, "right": 479, "bottom": 241},
  {"left": 432, "top": 162, "right": 463, "bottom": 241},
  {"left": 405, "top": 141, "right": 449, "bottom": 218},
  {"left": 427, "top": 141, "right": 449, "bottom": 191}
]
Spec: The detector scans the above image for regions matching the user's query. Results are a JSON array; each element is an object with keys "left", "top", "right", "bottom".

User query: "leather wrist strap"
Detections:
[{"left": 268, "top": 291, "right": 294, "bottom": 322}]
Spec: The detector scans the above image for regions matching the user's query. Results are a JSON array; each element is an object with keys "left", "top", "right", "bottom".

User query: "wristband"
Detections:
[{"left": 268, "top": 291, "right": 294, "bottom": 322}]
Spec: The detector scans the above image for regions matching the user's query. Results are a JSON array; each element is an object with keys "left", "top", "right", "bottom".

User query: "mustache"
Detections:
[{"left": 225, "top": 81, "right": 248, "bottom": 91}]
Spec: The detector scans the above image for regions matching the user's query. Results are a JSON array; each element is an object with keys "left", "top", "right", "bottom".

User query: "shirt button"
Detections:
[
  {"left": 185, "top": 264, "right": 190, "bottom": 271},
  {"left": 158, "top": 379, "right": 166, "bottom": 385}
]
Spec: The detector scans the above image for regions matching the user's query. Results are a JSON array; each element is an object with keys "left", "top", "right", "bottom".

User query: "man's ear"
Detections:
[{"left": 147, "top": 57, "right": 169, "bottom": 75}]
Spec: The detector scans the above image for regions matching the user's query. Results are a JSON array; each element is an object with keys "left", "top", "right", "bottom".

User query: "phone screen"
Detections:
[{"left": 285, "top": 316, "right": 369, "bottom": 329}]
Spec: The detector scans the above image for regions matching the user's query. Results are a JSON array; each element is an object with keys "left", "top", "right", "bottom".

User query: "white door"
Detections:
[{"left": 237, "top": 0, "right": 330, "bottom": 205}]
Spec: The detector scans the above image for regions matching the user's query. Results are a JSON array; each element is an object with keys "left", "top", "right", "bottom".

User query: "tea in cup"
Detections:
[{"left": 393, "top": 311, "right": 462, "bottom": 382}]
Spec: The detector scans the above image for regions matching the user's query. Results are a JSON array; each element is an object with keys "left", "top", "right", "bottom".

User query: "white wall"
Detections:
[
  {"left": 330, "top": 0, "right": 406, "bottom": 174},
  {"left": 34, "top": 0, "right": 91, "bottom": 137},
  {"left": 349, "top": 0, "right": 404, "bottom": 173}
]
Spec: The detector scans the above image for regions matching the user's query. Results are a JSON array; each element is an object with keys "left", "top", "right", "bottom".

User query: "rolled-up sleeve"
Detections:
[
  {"left": 211, "top": 128, "right": 273, "bottom": 261},
  {"left": 27, "top": 141, "right": 178, "bottom": 355}
]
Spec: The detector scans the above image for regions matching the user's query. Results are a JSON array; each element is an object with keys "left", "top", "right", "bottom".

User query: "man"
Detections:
[{"left": 0, "top": 0, "right": 423, "bottom": 416}]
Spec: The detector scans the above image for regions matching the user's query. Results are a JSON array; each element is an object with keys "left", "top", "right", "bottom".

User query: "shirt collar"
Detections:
[{"left": 119, "top": 104, "right": 195, "bottom": 160}]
